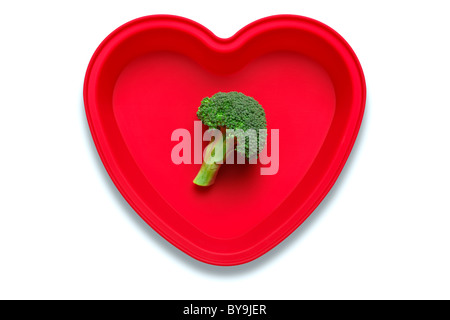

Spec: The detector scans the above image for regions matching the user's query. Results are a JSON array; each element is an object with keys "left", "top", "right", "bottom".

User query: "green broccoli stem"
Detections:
[
  {"left": 193, "top": 160, "right": 222, "bottom": 187},
  {"left": 193, "top": 131, "right": 230, "bottom": 187}
]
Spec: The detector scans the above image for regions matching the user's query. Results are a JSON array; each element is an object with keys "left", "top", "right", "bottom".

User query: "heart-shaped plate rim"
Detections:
[{"left": 83, "top": 14, "right": 366, "bottom": 265}]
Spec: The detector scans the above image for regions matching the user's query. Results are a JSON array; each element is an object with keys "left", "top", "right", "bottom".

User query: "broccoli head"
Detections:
[{"left": 193, "top": 91, "right": 267, "bottom": 187}]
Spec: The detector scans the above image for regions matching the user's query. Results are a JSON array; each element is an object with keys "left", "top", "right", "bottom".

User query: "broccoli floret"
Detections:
[{"left": 193, "top": 91, "right": 267, "bottom": 187}]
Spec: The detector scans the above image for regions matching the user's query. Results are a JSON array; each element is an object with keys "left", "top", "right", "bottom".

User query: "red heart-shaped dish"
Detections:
[{"left": 84, "top": 15, "right": 365, "bottom": 265}]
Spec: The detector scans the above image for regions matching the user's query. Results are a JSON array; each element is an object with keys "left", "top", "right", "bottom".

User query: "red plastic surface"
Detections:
[{"left": 83, "top": 15, "right": 366, "bottom": 265}]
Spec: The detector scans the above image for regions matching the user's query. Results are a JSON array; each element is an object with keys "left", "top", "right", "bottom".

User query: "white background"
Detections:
[{"left": 1, "top": 0, "right": 449, "bottom": 300}]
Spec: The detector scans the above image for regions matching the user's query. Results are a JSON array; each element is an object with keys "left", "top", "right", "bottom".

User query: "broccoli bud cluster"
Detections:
[{"left": 197, "top": 92, "right": 267, "bottom": 159}]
